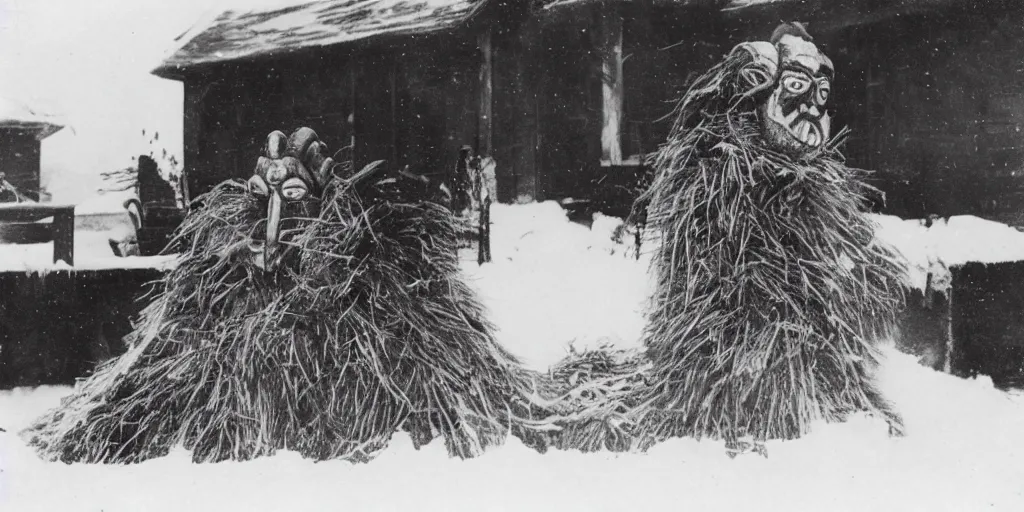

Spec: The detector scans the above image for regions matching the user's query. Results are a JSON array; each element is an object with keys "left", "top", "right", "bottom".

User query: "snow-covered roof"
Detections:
[
  {"left": 541, "top": 0, "right": 781, "bottom": 11},
  {"left": 544, "top": 0, "right": 959, "bottom": 18},
  {"left": 0, "top": 96, "right": 64, "bottom": 140},
  {"left": 152, "top": 0, "right": 489, "bottom": 79},
  {"left": 151, "top": 0, "right": 966, "bottom": 80}
]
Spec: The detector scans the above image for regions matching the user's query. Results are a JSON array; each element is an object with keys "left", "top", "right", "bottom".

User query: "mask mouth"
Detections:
[
  {"left": 786, "top": 117, "right": 823, "bottom": 148},
  {"left": 765, "top": 110, "right": 828, "bottom": 151},
  {"left": 764, "top": 93, "right": 831, "bottom": 152},
  {"left": 244, "top": 194, "right": 316, "bottom": 273}
]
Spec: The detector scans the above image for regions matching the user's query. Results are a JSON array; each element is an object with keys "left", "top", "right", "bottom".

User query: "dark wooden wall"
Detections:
[
  {"left": 390, "top": 38, "right": 480, "bottom": 183},
  {"left": 183, "top": 51, "right": 351, "bottom": 199},
  {"left": 534, "top": 12, "right": 601, "bottom": 202},
  {"left": 533, "top": 4, "right": 729, "bottom": 205},
  {"left": 177, "top": 4, "right": 734, "bottom": 208},
  {"left": 181, "top": 33, "right": 480, "bottom": 202},
  {"left": 951, "top": 261, "right": 1024, "bottom": 388},
  {"left": 621, "top": 5, "right": 732, "bottom": 159},
  {"left": 0, "top": 269, "right": 165, "bottom": 388},
  {"left": 0, "top": 130, "right": 42, "bottom": 201},
  {"left": 178, "top": 2, "right": 1024, "bottom": 220},
  {"left": 782, "top": 3, "right": 1024, "bottom": 223},
  {"left": 492, "top": 14, "right": 543, "bottom": 203}
]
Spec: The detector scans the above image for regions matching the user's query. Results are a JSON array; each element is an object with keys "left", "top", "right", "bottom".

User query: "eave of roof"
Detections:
[
  {"left": 153, "top": 0, "right": 488, "bottom": 81},
  {"left": 0, "top": 97, "right": 64, "bottom": 140},
  {"left": 540, "top": 0, "right": 771, "bottom": 12},
  {"left": 153, "top": 0, "right": 964, "bottom": 81}
]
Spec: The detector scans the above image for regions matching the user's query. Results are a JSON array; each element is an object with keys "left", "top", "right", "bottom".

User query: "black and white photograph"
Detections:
[{"left": 1, "top": 0, "right": 1023, "bottom": 510}]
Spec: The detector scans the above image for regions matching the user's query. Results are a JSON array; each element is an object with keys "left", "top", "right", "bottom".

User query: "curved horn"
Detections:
[
  {"left": 731, "top": 41, "right": 779, "bottom": 98},
  {"left": 266, "top": 131, "right": 287, "bottom": 159}
]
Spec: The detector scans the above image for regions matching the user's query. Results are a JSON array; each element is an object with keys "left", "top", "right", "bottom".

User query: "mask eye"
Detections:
[
  {"left": 281, "top": 177, "right": 309, "bottom": 201},
  {"left": 781, "top": 74, "right": 811, "bottom": 94},
  {"left": 816, "top": 78, "right": 831, "bottom": 103},
  {"left": 248, "top": 175, "right": 269, "bottom": 196}
]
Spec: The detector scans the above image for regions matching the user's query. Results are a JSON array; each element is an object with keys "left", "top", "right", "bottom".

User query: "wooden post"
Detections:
[
  {"left": 478, "top": 196, "right": 491, "bottom": 264},
  {"left": 477, "top": 27, "right": 495, "bottom": 262},
  {"left": 52, "top": 207, "right": 74, "bottom": 266},
  {"left": 182, "top": 80, "right": 207, "bottom": 206},
  {"left": 350, "top": 52, "right": 357, "bottom": 158},
  {"left": 944, "top": 283, "right": 955, "bottom": 374},
  {"left": 478, "top": 27, "right": 494, "bottom": 158},
  {"left": 600, "top": 10, "right": 624, "bottom": 166}
]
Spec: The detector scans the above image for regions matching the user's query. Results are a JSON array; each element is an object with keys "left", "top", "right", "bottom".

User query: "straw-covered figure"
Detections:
[
  {"left": 544, "top": 23, "right": 907, "bottom": 453},
  {"left": 23, "top": 127, "right": 542, "bottom": 463}
]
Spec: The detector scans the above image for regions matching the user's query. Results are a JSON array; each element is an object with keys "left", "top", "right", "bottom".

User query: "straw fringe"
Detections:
[
  {"left": 537, "top": 48, "right": 907, "bottom": 453},
  {"left": 23, "top": 171, "right": 546, "bottom": 463}
]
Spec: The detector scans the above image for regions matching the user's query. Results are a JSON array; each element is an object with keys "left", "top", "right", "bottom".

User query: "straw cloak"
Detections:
[
  {"left": 23, "top": 128, "right": 543, "bottom": 463},
  {"left": 544, "top": 24, "right": 908, "bottom": 451}
]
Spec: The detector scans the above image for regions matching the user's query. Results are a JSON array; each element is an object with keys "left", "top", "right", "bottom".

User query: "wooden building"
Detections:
[
  {"left": 743, "top": 0, "right": 1024, "bottom": 224},
  {"left": 153, "top": 0, "right": 1024, "bottom": 224},
  {"left": 151, "top": 0, "right": 747, "bottom": 206},
  {"left": 0, "top": 96, "right": 63, "bottom": 202}
]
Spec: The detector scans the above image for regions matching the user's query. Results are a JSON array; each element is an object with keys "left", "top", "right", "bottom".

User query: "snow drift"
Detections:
[{"left": 1, "top": 202, "right": 1024, "bottom": 511}]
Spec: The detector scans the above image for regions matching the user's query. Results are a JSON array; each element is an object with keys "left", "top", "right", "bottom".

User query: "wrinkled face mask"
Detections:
[
  {"left": 245, "top": 129, "right": 333, "bottom": 272},
  {"left": 762, "top": 35, "right": 833, "bottom": 152},
  {"left": 733, "top": 30, "right": 834, "bottom": 155}
]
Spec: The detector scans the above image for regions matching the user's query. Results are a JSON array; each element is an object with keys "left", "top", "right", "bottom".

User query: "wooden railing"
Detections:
[{"left": 0, "top": 204, "right": 75, "bottom": 265}]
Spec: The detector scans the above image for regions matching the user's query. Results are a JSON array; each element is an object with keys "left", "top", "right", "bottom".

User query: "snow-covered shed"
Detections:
[{"left": 0, "top": 96, "right": 63, "bottom": 202}]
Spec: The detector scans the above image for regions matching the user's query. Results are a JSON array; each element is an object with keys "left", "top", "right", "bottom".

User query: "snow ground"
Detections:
[
  {"left": 0, "top": 231, "right": 176, "bottom": 273},
  {"left": 0, "top": 191, "right": 175, "bottom": 272},
  {"left": 2, "top": 202, "right": 1024, "bottom": 512}
]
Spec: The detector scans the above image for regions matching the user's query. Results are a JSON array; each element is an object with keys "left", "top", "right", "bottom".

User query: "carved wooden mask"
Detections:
[{"left": 733, "top": 25, "right": 835, "bottom": 155}]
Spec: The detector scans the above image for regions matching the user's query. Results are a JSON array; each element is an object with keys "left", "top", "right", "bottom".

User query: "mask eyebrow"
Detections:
[{"left": 782, "top": 61, "right": 832, "bottom": 80}]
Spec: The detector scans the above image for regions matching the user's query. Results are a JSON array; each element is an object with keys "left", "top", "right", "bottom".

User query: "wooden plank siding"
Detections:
[
  {"left": 491, "top": 16, "right": 542, "bottom": 203},
  {"left": 174, "top": 0, "right": 1024, "bottom": 225},
  {"left": 537, "top": 14, "right": 601, "bottom": 201},
  {"left": 0, "top": 131, "right": 42, "bottom": 201},
  {"left": 0, "top": 268, "right": 166, "bottom": 388},
  {"left": 181, "top": 34, "right": 482, "bottom": 198},
  {"left": 477, "top": 28, "right": 494, "bottom": 158},
  {"left": 599, "top": 8, "right": 625, "bottom": 166},
  {"left": 797, "top": 2, "right": 1024, "bottom": 223},
  {"left": 176, "top": 2, "right": 734, "bottom": 208}
]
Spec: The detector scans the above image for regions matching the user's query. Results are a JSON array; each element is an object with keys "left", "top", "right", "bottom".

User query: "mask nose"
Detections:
[
  {"left": 799, "top": 103, "right": 822, "bottom": 118},
  {"left": 263, "top": 192, "right": 282, "bottom": 271}
]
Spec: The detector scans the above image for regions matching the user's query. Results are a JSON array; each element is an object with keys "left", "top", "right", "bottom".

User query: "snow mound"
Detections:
[
  {"left": 0, "top": 232, "right": 176, "bottom": 273},
  {"left": 73, "top": 190, "right": 138, "bottom": 216},
  {"left": 931, "top": 215, "right": 1024, "bottom": 266},
  {"left": 2, "top": 347, "right": 1023, "bottom": 511},
  {"left": 460, "top": 201, "right": 652, "bottom": 371},
  {"left": 2, "top": 202, "right": 1024, "bottom": 511},
  {"left": 872, "top": 213, "right": 1024, "bottom": 292}
]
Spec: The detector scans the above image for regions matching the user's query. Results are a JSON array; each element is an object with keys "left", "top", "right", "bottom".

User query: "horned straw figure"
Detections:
[
  {"left": 543, "top": 23, "right": 908, "bottom": 453},
  {"left": 22, "top": 127, "right": 545, "bottom": 463}
]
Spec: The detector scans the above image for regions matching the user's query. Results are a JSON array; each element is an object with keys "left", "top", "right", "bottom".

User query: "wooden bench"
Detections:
[{"left": 0, "top": 204, "right": 76, "bottom": 265}]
